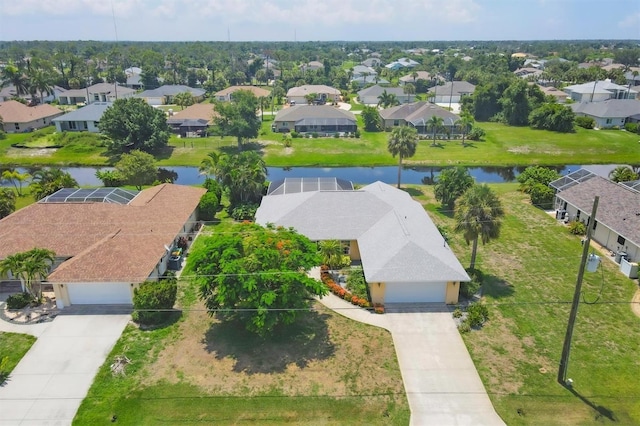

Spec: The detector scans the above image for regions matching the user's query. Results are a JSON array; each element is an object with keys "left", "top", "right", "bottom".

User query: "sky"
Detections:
[{"left": 0, "top": 0, "right": 638, "bottom": 42}]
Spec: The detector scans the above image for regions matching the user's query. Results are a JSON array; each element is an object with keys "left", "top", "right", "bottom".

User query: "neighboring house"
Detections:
[
  {"left": 514, "top": 67, "right": 543, "bottom": 79},
  {"left": 57, "top": 83, "right": 136, "bottom": 105},
  {"left": 300, "top": 61, "right": 324, "bottom": 72},
  {"left": 551, "top": 173, "right": 640, "bottom": 267},
  {"left": 124, "top": 66, "right": 144, "bottom": 90},
  {"left": 213, "top": 85, "right": 270, "bottom": 102},
  {"left": 362, "top": 58, "right": 383, "bottom": 68},
  {"left": 357, "top": 85, "right": 415, "bottom": 105},
  {"left": 385, "top": 58, "right": 420, "bottom": 70},
  {"left": 399, "top": 71, "right": 437, "bottom": 85},
  {"left": 0, "top": 84, "right": 65, "bottom": 103},
  {"left": 570, "top": 99, "right": 640, "bottom": 128},
  {"left": 563, "top": 80, "right": 637, "bottom": 102},
  {"left": 0, "top": 184, "right": 206, "bottom": 308},
  {"left": 379, "top": 102, "right": 460, "bottom": 135},
  {"left": 286, "top": 85, "right": 341, "bottom": 104},
  {"left": 272, "top": 105, "right": 356, "bottom": 134},
  {"left": 428, "top": 81, "right": 476, "bottom": 104},
  {"left": 255, "top": 180, "right": 470, "bottom": 304},
  {"left": 0, "top": 100, "right": 63, "bottom": 133},
  {"left": 171, "top": 102, "right": 217, "bottom": 123},
  {"left": 52, "top": 102, "right": 112, "bottom": 133},
  {"left": 537, "top": 85, "right": 569, "bottom": 102},
  {"left": 624, "top": 69, "right": 640, "bottom": 87},
  {"left": 136, "top": 85, "right": 206, "bottom": 105},
  {"left": 351, "top": 75, "right": 389, "bottom": 86},
  {"left": 352, "top": 65, "right": 377, "bottom": 78},
  {"left": 166, "top": 118, "right": 209, "bottom": 138}
]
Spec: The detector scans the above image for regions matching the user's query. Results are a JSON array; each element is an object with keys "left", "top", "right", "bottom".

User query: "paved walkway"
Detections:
[
  {"left": 317, "top": 293, "right": 505, "bottom": 425},
  {"left": 0, "top": 309, "right": 129, "bottom": 425}
]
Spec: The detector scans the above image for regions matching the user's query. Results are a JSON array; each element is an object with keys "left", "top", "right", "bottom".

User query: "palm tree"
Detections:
[
  {"left": 28, "top": 68, "right": 54, "bottom": 104},
  {"left": 454, "top": 184, "right": 504, "bottom": 270},
  {"left": 0, "top": 248, "right": 55, "bottom": 299},
  {"left": 403, "top": 83, "right": 415, "bottom": 103},
  {"left": 29, "top": 168, "right": 78, "bottom": 201},
  {"left": 427, "top": 115, "right": 444, "bottom": 147},
  {"left": 1, "top": 169, "right": 31, "bottom": 196},
  {"left": 608, "top": 165, "right": 639, "bottom": 183},
  {"left": 199, "top": 152, "right": 222, "bottom": 182},
  {"left": 411, "top": 71, "right": 419, "bottom": 84},
  {"left": 455, "top": 114, "right": 474, "bottom": 146},
  {"left": 0, "top": 62, "right": 29, "bottom": 96},
  {"left": 377, "top": 90, "right": 399, "bottom": 109},
  {"left": 318, "top": 240, "right": 344, "bottom": 270},
  {"left": 387, "top": 126, "right": 418, "bottom": 188}
]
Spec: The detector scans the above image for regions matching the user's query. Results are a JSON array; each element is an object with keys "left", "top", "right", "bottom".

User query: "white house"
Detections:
[
  {"left": 357, "top": 85, "right": 415, "bottom": 105},
  {"left": 52, "top": 102, "right": 112, "bottom": 133},
  {"left": 57, "top": 83, "right": 136, "bottom": 105},
  {"left": 563, "top": 80, "right": 638, "bottom": 103},
  {"left": 136, "top": 85, "right": 206, "bottom": 105},
  {"left": 286, "top": 85, "right": 341, "bottom": 105},
  {"left": 0, "top": 184, "right": 206, "bottom": 308},
  {"left": 428, "top": 81, "right": 476, "bottom": 104},
  {"left": 256, "top": 180, "right": 470, "bottom": 304},
  {"left": 570, "top": 99, "right": 640, "bottom": 129},
  {"left": 551, "top": 173, "right": 640, "bottom": 268}
]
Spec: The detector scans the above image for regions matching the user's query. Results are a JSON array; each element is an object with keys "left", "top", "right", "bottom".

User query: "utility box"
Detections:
[{"left": 620, "top": 258, "right": 639, "bottom": 279}]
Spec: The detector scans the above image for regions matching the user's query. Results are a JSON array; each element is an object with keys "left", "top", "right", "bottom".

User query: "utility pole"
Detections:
[{"left": 557, "top": 196, "right": 599, "bottom": 386}]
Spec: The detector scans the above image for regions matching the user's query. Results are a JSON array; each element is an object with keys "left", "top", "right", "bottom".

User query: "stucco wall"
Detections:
[
  {"left": 369, "top": 282, "right": 385, "bottom": 305},
  {"left": 445, "top": 281, "right": 459, "bottom": 304}
]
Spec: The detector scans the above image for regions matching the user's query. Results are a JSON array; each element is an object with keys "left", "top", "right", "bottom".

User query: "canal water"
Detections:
[{"left": 7, "top": 165, "right": 587, "bottom": 187}]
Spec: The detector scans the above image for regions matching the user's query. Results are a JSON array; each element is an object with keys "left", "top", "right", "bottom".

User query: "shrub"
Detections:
[
  {"left": 453, "top": 307, "right": 463, "bottom": 318},
  {"left": 95, "top": 170, "right": 124, "bottom": 187},
  {"left": 575, "top": 116, "right": 595, "bottom": 129},
  {"left": 283, "top": 135, "right": 292, "bottom": 147},
  {"left": 624, "top": 123, "right": 639, "bottom": 134},
  {"left": 5, "top": 292, "right": 33, "bottom": 309},
  {"left": 291, "top": 131, "right": 300, "bottom": 138},
  {"left": 311, "top": 132, "right": 319, "bottom": 139},
  {"left": 568, "top": 221, "right": 586, "bottom": 236},
  {"left": 333, "top": 132, "right": 339, "bottom": 138},
  {"left": 529, "top": 183, "right": 556, "bottom": 209},
  {"left": 202, "top": 178, "right": 222, "bottom": 201},
  {"left": 0, "top": 131, "right": 6, "bottom": 140},
  {"left": 458, "top": 321, "right": 471, "bottom": 333},
  {"left": 354, "top": 129, "right": 361, "bottom": 138},
  {"left": 198, "top": 192, "right": 220, "bottom": 221},
  {"left": 460, "top": 268, "right": 483, "bottom": 299},
  {"left": 466, "top": 303, "right": 489, "bottom": 328},
  {"left": 132, "top": 277, "right": 178, "bottom": 325},
  {"left": 346, "top": 267, "right": 369, "bottom": 299},
  {"left": 468, "top": 127, "right": 486, "bottom": 141},
  {"left": 229, "top": 203, "right": 259, "bottom": 221}
]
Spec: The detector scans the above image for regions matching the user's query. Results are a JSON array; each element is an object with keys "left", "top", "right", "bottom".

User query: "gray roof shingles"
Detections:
[{"left": 52, "top": 102, "right": 113, "bottom": 122}]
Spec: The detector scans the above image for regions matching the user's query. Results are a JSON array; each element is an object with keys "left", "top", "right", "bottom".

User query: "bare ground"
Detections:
[{"left": 143, "top": 301, "right": 405, "bottom": 398}]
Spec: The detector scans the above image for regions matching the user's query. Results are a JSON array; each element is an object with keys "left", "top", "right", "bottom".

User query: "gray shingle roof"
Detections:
[
  {"left": 286, "top": 85, "right": 340, "bottom": 97},
  {"left": 255, "top": 181, "right": 470, "bottom": 283},
  {"left": 379, "top": 102, "right": 459, "bottom": 125},
  {"left": 52, "top": 102, "right": 112, "bottom": 122},
  {"left": 570, "top": 99, "right": 640, "bottom": 119},
  {"left": 137, "top": 85, "right": 205, "bottom": 98},
  {"left": 274, "top": 105, "right": 356, "bottom": 123},
  {"left": 58, "top": 83, "right": 136, "bottom": 98},
  {"left": 428, "top": 81, "right": 476, "bottom": 96},
  {"left": 555, "top": 176, "right": 640, "bottom": 248},
  {"left": 357, "top": 85, "right": 405, "bottom": 98}
]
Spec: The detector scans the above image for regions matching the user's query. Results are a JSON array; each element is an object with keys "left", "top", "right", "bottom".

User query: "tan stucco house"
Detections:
[
  {"left": 0, "top": 100, "right": 63, "bottom": 133},
  {"left": 255, "top": 179, "right": 470, "bottom": 304}
]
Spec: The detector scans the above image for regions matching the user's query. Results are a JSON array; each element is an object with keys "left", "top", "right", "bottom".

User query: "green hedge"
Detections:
[{"left": 132, "top": 276, "right": 178, "bottom": 325}]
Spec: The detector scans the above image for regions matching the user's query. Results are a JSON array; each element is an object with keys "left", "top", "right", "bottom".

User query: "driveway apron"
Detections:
[{"left": 0, "top": 312, "right": 129, "bottom": 426}]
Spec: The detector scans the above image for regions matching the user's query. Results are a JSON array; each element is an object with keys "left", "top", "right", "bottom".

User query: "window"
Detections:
[
  {"left": 592, "top": 220, "right": 597, "bottom": 230},
  {"left": 606, "top": 119, "right": 612, "bottom": 124},
  {"left": 94, "top": 122, "right": 99, "bottom": 127},
  {"left": 617, "top": 236, "right": 626, "bottom": 246},
  {"left": 69, "top": 121, "right": 77, "bottom": 130},
  {"left": 393, "top": 120, "right": 399, "bottom": 126},
  {"left": 14, "top": 123, "right": 19, "bottom": 130},
  {"left": 576, "top": 210, "right": 581, "bottom": 221}
]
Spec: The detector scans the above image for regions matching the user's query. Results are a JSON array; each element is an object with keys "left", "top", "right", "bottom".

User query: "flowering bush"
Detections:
[{"left": 322, "top": 270, "right": 376, "bottom": 311}]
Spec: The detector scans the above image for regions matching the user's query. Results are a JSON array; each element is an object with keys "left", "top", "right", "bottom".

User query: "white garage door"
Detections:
[
  {"left": 384, "top": 281, "right": 447, "bottom": 303},
  {"left": 67, "top": 283, "right": 133, "bottom": 305}
]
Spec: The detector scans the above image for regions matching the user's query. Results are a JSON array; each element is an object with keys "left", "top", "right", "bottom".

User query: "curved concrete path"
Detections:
[
  {"left": 317, "top": 293, "right": 505, "bottom": 425},
  {"left": 0, "top": 305, "right": 129, "bottom": 426}
]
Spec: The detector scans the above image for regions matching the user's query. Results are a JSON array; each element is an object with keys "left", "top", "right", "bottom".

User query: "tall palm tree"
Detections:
[
  {"left": 0, "top": 62, "right": 29, "bottom": 96},
  {"left": 0, "top": 248, "right": 55, "bottom": 299},
  {"left": 454, "top": 184, "right": 504, "bottom": 270},
  {"left": 387, "top": 126, "right": 418, "bottom": 188},
  {"left": 377, "top": 90, "right": 399, "bottom": 109},
  {"left": 199, "top": 152, "right": 222, "bottom": 182},
  {"left": 455, "top": 114, "right": 474, "bottom": 146},
  {"left": 427, "top": 115, "right": 444, "bottom": 147},
  {"left": 29, "top": 68, "right": 55, "bottom": 104},
  {"left": 403, "top": 83, "right": 415, "bottom": 103},
  {"left": 318, "top": 240, "right": 344, "bottom": 270}
]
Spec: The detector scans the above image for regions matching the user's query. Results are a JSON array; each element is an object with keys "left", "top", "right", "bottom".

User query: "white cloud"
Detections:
[{"left": 618, "top": 12, "right": 640, "bottom": 28}]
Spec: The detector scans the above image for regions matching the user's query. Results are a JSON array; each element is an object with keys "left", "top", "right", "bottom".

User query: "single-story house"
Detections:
[
  {"left": 0, "top": 84, "right": 65, "bottom": 103},
  {"left": 0, "top": 100, "right": 63, "bottom": 133},
  {"left": 385, "top": 58, "right": 420, "bottom": 70},
  {"left": 136, "top": 85, "right": 206, "bottom": 105},
  {"left": 624, "top": 68, "right": 640, "bottom": 87},
  {"left": 351, "top": 76, "right": 389, "bottom": 86},
  {"left": 351, "top": 65, "right": 377, "bottom": 78},
  {"left": 379, "top": 102, "right": 460, "bottom": 135},
  {"left": 124, "top": 66, "right": 144, "bottom": 90},
  {"left": 399, "top": 71, "right": 437, "bottom": 85},
  {"left": 57, "top": 83, "right": 136, "bottom": 105},
  {"left": 286, "top": 85, "right": 341, "bottom": 105},
  {"left": 514, "top": 67, "right": 543, "bottom": 79},
  {"left": 255, "top": 180, "right": 470, "bottom": 304},
  {"left": 171, "top": 102, "right": 217, "bottom": 123},
  {"left": 428, "top": 81, "right": 476, "bottom": 104},
  {"left": 300, "top": 61, "right": 324, "bottom": 72},
  {"left": 272, "top": 105, "right": 356, "bottom": 134},
  {"left": 357, "top": 85, "right": 415, "bottom": 105},
  {"left": 0, "top": 184, "right": 206, "bottom": 308},
  {"left": 213, "top": 85, "right": 270, "bottom": 102},
  {"left": 166, "top": 118, "right": 209, "bottom": 138},
  {"left": 570, "top": 99, "right": 640, "bottom": 128},
  {"left": 538, "top": 85, "right": 569, "bottom": 103},
  {"left": 52, "top": 102, "right": 112, "bottom": 133},
  {"left": 563, "top": 80, "right": 637, "bottom": 103},
  {"left": 551, "top": 173, "right": 640, "bottom": 265},
  {"left": 362, "top": 58, "right": 384, "bottom": 68}
]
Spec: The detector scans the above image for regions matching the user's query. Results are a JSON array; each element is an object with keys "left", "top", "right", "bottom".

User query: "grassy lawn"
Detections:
[
  {"left": 0, "top": 332, "right": 36, "bottom": 381},
  {"left": 412, "top": 183, "right": 640, "bottom": 425},
  {"left": 1, "top": 122, "right": 638, "bottom": 168},
  {"left": 74, "top": 224, "right": 409, "bottom": 425}
]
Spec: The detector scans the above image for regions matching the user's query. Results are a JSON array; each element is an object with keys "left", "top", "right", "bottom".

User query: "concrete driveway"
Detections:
[
  {"left": 0, "top": 311, "right": 129, "bottom": 425},
  {"left": 318, "top": 294, "right": 504, "bottom": 425}
]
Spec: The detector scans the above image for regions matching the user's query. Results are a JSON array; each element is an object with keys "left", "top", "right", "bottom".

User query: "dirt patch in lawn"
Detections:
[
  {"left": 5, "top": 147, "right": 57, "bottom": 157},
  {"left": 631, "top": 289, "right": 640, "bottom": 318},
  {"left": 143, "top": 301, "right": 404, "bottom": 398}
]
